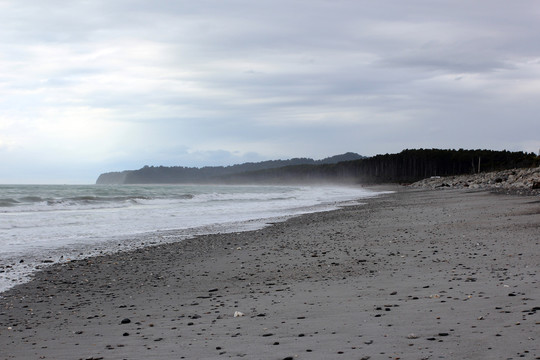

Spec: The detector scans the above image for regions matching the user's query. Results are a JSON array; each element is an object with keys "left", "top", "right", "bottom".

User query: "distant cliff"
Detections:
[
  {"left": 96, "top": 152, "right": 365, "bottom": 184},
  {"left": 95, "top": 171, "right": 130, "bottom": 184}
]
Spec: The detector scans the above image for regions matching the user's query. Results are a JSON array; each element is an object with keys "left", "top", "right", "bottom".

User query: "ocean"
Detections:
[{"left": 0, "top": 184, "right": 386, "bottom": 293}]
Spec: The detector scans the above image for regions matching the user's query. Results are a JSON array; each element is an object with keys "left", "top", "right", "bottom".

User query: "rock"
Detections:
[
  {"left": 120, "top": 318, "right": 131, "bottom": 324},
  {"left": 410, "top": 166, "right": 540, "bottom": 195}
]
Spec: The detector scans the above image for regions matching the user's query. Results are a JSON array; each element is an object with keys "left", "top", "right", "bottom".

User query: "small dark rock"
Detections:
[{"left": 120, "top": 318, "right": 131, "bottom": 324}]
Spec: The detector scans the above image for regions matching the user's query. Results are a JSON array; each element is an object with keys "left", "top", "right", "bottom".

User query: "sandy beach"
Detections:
[{"left": 1, "top": 187, "right": 539, "bottom": 360}]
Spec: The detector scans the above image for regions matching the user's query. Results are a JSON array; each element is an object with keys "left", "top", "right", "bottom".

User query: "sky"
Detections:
[{"left": 1, "top": 0, "right": 540, "bottom": 184}]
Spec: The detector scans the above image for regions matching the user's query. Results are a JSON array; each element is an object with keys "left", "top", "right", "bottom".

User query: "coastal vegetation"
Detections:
[{"left": 96, "top": 149, "right": 539, "bottom": 185}]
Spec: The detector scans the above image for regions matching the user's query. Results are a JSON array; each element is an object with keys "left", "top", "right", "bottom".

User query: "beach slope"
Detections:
[{"left": 1, "top": 188, "right": 539, "bottom": 359}]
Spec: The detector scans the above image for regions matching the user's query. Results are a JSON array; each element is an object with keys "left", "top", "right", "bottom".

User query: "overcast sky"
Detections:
[{"left": 1, "top": 0, "right": 539, "bottom": 183}]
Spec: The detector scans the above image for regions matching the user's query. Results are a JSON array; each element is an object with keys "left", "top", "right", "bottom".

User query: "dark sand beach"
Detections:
[{"left": 1, "top": 188, "right": 539, "bottom": 360}]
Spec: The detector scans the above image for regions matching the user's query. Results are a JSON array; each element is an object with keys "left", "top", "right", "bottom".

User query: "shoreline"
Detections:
[
  {"left": 0, "top": 184, "right": 388, "bottom": 294},
  {"left": 1, "top": 187, "right": 539, "bottom": 359}
]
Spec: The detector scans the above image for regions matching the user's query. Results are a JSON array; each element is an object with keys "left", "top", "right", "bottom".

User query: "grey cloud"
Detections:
[{"left": 1, "top": 0, "right": 539, "bottom": 183}]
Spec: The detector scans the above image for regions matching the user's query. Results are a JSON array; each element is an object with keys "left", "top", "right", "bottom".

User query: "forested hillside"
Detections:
[
  {"left": 96, "top": 153, "right": 364, "bottom": 184},
  {"left": 96, "top": 149, "right": 538, "bottom": 185},
  {"left": 220, "top": 149, "right": 539, "bottom": 184},
  {"left": 346, "top": 149, "right": 538, "bottom": 183}
]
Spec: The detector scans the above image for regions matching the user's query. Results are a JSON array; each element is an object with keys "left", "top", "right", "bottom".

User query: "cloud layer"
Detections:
[{"left": 1, "top": 0, "right": 539, "bottom": 183}]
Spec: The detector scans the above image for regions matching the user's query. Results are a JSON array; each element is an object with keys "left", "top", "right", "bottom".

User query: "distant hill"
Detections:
[
  {"left": 315, "top": 152, "right": 365, "bottom": 164},
  {"left": 95, "top": 152, "right": 366, "bottom": 184}
]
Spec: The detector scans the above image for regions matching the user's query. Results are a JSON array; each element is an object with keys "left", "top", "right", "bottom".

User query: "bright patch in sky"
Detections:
[{"left": 1, "top": 0, "right": 539, "bottom": 183}]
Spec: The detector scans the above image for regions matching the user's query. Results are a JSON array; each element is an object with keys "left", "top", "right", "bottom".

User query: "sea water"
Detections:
[{"left": 0, "top": 184, "right": 385, "bottom": 292}]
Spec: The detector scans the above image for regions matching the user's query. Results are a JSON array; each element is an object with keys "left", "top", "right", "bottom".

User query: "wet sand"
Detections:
[{"left": 1, "top": 188, "right": 539, "bottom": 360}]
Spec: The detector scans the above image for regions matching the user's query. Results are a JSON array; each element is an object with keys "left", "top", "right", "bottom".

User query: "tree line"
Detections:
[
  {"left": 96, "top": 149, "right": 538, "bottom": 185},
  {"left": 220, "top": 149, "right": 539, "bottom": 184}
]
